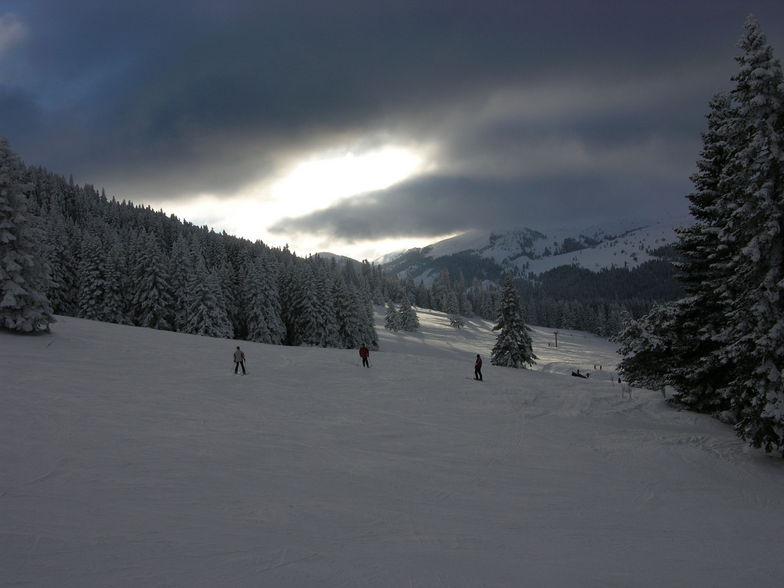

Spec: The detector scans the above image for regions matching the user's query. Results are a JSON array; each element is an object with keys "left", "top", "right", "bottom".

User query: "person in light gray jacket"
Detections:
[{"left": 233, "top": 346, "right": 246, "bottom": 375}]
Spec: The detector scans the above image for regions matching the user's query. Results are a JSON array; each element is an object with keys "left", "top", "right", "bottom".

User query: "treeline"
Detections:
[
  {"left": 17, "top": 161, "right": 401, "bottom": 349},
  {"left": 386, "top": 263, "right": 678, "bottom": 338},
  {"left": 536, "top": 261, "right": 682, "bottom": 302},
  {"left": 520, "top": 261, "right": 682, "bottom": 336}
]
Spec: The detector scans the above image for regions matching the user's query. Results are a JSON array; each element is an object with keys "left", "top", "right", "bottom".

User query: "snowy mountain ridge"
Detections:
[{"left": 380, "top": 216, "right": 687, "bottom": 284}]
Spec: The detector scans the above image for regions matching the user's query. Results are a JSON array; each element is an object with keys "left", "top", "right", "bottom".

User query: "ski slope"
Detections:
[{"left": 1, "top": 309, "right": 782, "bottom": 587}]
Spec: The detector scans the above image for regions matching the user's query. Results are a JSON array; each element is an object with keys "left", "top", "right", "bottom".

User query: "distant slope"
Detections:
[{"left": 382, "top": 216, "right": 686, "bottom": 285}]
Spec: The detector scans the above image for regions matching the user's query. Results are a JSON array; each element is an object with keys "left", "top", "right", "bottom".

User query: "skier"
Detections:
[
  {"left": 233, "top": 345, "right": 246, "bottom": 375},
  {"left": 474, "top": 354, "right": 483, "bottom": 381},
  {"left": 359, "top": 343, "right": 370, "bottom": 368}
]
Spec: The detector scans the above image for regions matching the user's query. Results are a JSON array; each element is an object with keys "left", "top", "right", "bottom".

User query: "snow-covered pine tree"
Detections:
[
  {"left": 491, "top": 276, "right": 536, "bottom": 368},
  {"left": 400, "top": 274, "right": 417, "bottom": 306},
  {"left": 559, "top": 301, "right": 577, "bottom": 330},
  {"left": 620, "top": 16, "right": 784, "bottom": 453},
  {"left": 288, "top": 261, "right": 338, "bottom": 347},
  {"left": 459, "top": 290, "right": 473, "bottom": 317},
  {"left": 168, "top": 236, "right": 194, "bottom": 332},
  {"left": 717, "top": 16, "right": 784, "bottom": 453},
  {"left": 184, "top": 257, "right": 234, "bottom": 338},
  {"left": 615, "top": 301, "right": 682, "bottom": 390},
  {"left": 217, "top": 260, "right": 240, "bottom": 337},
  {"left": 605, "top": 303, "right": 625, "bottom": 338},
  {"left": 398, "top": 295, "right": 419, "bottom": 331},
  {"left": 243, "top": 251, "right": 285, "bottom": 344},
  {"left": 358, "top": 289, "right": 379, "bottom": 350},
  {"left": 444, "top": 291, "right": 463, "bottom": 328},
  {"left": 332, "top": 276, "right": 365, "bottom": 348},
  {"left": 77, "top": 231, "right": 107, "bottom": 321},
  {"left": 415, "top": 281, "right": 430, "bottom": 309},
  {"left": 103, "top": 238, "right": 128, "bottom": 324},
  {"left": 666, "top": 92, "right": 737, "bottom": 413},
  {"left": 308, "top": 259, "right": 339, "bottom": 347},
  {"left": 384, "top": 300, "right": 400, "bottom": 331},
  {"left": 431, "top": 269, "right": 451, "bottom": 312},
  {"left": 130, "top": 230, "right": 174, "bottom": 330},
  {"left": 41, "top": 198, "right": 79, "bottom": 315},
  {"left": 0, "top": 138, "right": 53, "bottom": 332}
]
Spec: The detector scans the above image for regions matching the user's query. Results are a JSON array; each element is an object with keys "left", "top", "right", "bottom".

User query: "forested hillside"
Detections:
[{"left": 16, "top": 157, "right": 390, "bottom": 349}]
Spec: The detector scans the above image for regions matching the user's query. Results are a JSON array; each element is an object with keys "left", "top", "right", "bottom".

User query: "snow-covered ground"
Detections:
[{"left": 2, "top": 309, "right": 782, "bottom": 587}]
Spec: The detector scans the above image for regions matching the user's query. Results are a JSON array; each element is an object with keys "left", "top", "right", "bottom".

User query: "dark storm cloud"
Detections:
[
  {"left": 2, "top": 0, "right": 784, "bottom": 239},
  {"left": 270, "top": 172, "right": 689, "bottom": 241},
  {"left": 0, "top": 84, "right": 41, "bottom": 138}
]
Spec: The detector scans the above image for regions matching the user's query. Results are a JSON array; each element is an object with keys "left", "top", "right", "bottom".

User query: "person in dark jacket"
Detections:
[
  {"left": 359, "top": 343, "right": 370, "bottom": 368},
  {"left": 474, "top": 354, "right": 483, "bottom": 381},
  {"left": 233, "top": 346, "right": 246, "bottom": 375}
]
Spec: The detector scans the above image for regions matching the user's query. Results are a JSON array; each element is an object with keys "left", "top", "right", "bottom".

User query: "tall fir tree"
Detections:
[
  {"left": 287, "top": 262, "right": 337, "bottom": 347},
  {"left": 665, "top": 92, "right": 737, "bottom": 413},
  {"left": 398, "top": 295, "right": 419, "bottom": 331},
  {"left": 168, "top": 236, "right": 194, "bottom": 332},
  {"left": 185, "top": 255, "right": 233, "bottom": 338},
  {"left": 618, "top": 16, "right": 784, "bottom": 454},
  {"left": 718, "top": 16, "right": 784, "bottom": 452},
  {"left": 130, "top": 230, "right": 174, "bottom": 331},
  {"left": 332, "top": 277, "right": 365, "bottom": 348},
  {"left": 243, "top": 252, "right": 285, "bottom": 344},
  {"left": 41, "top": 202, "right": 79, "bottom": 315},
  {"left": 0, "top": 138, "right": 53, "bottom": 332},
  {"left": 384, "top": 301, "right": 400, "bottom": 331},
  {"left": 77, "top": 232, "right": 108, "bottom": 321},
  {"left": 491, "top": 276, "right": 536, "bottom": 368},
  {"left": 103, "top": 238, "right": 128, "bottom": 324},
  {"left": 359, "top": 289, "right": 379, "bottom": 350}
]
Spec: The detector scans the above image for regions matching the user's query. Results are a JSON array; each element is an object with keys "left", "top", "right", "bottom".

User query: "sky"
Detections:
[{"left": 2, "top": 1, "right": 783, "bottom": 260}]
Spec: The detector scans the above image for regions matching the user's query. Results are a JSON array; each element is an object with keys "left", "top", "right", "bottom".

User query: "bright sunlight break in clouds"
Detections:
[{"left": 155, "top": 144, "right": 438, "bottom": 260}]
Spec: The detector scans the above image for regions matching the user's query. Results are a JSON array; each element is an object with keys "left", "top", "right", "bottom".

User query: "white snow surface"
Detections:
[{"left": 2, "top": 309, "right": 783, "bottom": 587}]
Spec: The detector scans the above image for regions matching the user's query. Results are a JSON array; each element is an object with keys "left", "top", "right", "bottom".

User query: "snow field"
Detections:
[{"left": 1, "top": 308, "right": 783, "bottom": 587}]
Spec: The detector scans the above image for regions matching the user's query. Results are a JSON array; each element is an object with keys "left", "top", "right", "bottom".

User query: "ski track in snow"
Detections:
[{"left": 1, "top": 308, "right": 783, "bottom": 587}]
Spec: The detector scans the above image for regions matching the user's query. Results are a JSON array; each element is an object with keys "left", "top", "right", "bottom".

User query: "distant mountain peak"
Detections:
[{"left": 380, "top": 216, "right": 688, "bottom": 285}]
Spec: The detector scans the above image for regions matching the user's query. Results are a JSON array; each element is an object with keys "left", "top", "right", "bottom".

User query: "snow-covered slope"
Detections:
[
  {"left": 2, "top": 311, "right": 782, "bottom": 587},
  {"left": 383, "top": 216, "right": 685, "bottom": 284}
]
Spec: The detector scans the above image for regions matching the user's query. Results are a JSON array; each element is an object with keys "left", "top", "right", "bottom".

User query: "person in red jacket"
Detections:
[
  {"left": 474, "top": 354, "right": 483, "bottom": 381},
  {"left": 359, "top": 343, "right": 370, "bottom": 368}
]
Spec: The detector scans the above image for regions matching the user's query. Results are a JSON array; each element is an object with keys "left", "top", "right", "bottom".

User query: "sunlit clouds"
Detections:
[
  {"left": 268, "top": 145, "right": 430, "bottom": 216},
  {"left": 153, "top": 143, "right": 440, "bottom": 259}
]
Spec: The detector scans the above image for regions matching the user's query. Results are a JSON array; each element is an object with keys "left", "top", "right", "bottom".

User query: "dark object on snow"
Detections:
[
  {"left": 359, "top": 343, "right": 370, "bottom": 368},
  {"left": 234, "top": 346, "right": 246, "bottom": 375},
  {"left": 571, "top": 370, "right": 587, "bottom": 379},
  {"left": 474, "top": 354, "right": 483, "bottom": 381}
]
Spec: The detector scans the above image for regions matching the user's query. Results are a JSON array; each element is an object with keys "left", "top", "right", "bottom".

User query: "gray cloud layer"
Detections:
[
  {"left": 2, "top": 0, "right": 784, "bottom": 241},
  {"left": 270, "top": 172, "right": 687, "bottom": 240}
]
